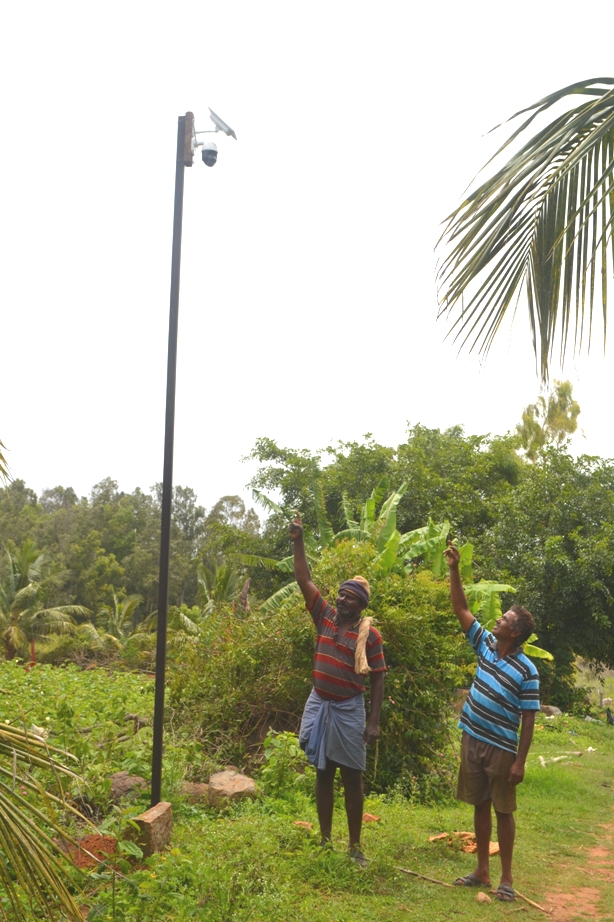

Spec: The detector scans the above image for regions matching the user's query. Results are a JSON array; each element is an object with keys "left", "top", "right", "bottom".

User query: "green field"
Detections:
[{"left": 1, "top": 662, "right": 613, "bottom": 921}]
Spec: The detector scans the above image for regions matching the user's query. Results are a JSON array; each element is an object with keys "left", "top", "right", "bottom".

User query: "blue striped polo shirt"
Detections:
[{"left": 459, "top": 621, "right": 540, "bottom": 754}]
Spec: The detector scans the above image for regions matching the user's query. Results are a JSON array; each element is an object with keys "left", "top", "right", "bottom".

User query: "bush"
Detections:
[{"left": 168, "top": 541, "right": 466, "bottom": 793}]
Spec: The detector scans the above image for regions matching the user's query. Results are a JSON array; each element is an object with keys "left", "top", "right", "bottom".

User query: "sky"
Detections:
[{"left": 2, "top": 1, "right": 614, "bottom": 515}]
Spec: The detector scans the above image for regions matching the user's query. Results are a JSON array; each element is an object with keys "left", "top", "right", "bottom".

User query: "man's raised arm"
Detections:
[
  {"left": 444, "top": 544, "right": 475, "bottom": 633},
  {"left": 290, "top": 514, "right": 319, "bottom": 610}
]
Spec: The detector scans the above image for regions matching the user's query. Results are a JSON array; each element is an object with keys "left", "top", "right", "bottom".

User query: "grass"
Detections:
[
  {"left": 86, "top": 714, "right": 614, "bottom": 922},
  {"left": 1, "top": 662, "right": 613, "bottom": 920}
]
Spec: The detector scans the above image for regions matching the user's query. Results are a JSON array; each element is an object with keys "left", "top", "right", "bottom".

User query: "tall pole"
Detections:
[{"left": 151, "top": 112, "right": 194, "bottom": 807}]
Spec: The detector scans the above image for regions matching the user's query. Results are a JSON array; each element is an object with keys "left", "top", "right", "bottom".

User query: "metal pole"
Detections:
[{"left": 151, "top": 113, "right": 193, "bottom": 807}]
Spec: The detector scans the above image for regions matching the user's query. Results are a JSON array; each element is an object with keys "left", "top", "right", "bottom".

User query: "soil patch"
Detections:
[
  {"left": 63, "top": 834, "right": 117, "bottom": 869},
  {"left": 543, "top": 887, "right": 602, "bottom": 920}
]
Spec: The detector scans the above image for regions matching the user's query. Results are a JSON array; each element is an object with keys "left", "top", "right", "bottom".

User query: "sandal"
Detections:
[
  {"left": 454, "top": 872, "right": 491, "bottom": 887},
  {"left": 493, "top": 884, "right": 515, "bottom": 902},
  {"left": 348, "top": 847, "right": 368, "bottom": 868}
]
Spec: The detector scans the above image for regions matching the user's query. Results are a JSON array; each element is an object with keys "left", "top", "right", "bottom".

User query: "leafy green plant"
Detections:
[{"left": 260, "top": 730, "right": 314, "bottom": 797}]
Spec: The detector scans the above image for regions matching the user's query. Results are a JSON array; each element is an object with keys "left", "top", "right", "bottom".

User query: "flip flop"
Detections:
[
  {"left": 454, "top": 873, "right": 491, "bottom": 887},
  {"left": 493, "top": 884, "right": 515, "bottom": 902}
]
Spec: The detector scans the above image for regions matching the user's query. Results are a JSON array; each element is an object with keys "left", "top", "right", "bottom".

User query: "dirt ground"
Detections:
[{"left": 543, "top": 822, "right": 614, "bottom": 919}]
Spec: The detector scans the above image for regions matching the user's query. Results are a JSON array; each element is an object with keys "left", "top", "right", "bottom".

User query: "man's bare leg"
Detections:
[
  {"left": 472, "top": 799, "right": 493, "bottom": 884},
  {"left": 339, "top": 764, "right": 364, "bottom": 850},
  {"left": 495, "top": 809, "right": 515, "bottom": 888},
  {"left": 315, "top": 759, "right": 337, "bottom": 845}
]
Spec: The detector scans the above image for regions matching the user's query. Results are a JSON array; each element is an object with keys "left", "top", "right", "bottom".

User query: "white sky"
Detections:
[{"left": 2, "top": 1, "right": 614, "bottom": 513}]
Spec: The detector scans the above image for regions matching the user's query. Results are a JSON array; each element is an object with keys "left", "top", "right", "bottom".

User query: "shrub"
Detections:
[{"left": 168, "top": 541, "right": 466, "bottom": 793}]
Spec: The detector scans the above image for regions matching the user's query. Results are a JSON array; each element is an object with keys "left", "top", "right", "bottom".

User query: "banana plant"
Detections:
[
  {"left": 457, "top": 544, "right": 553, "bottom": 661},
  {"left": 246, "top": 477, "right": 410, "bottom": 610}
]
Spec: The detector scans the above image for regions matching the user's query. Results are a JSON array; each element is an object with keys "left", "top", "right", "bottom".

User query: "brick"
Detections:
[{"left": 132, "top": 802, "right": 173, "bottom": 857}]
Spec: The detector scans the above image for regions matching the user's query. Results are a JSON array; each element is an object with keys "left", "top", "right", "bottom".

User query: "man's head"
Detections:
[
  {"left": 492, "top": 604, "right": 535, "bottom": 646},
  {"left": 336, "top": 575, "right": 370, "bottom": 620}
]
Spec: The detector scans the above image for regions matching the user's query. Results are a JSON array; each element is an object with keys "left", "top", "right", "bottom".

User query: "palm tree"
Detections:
[
  {"left": 97, "top": 591, "right": 143, "bottom": 639},
  {"left": 437, "top": 78, "right": 614, "bottom": 380},
  {"left": 197, "top": 561, "right": 242, "bottom": 614},
  {"left": 0, "top": 541, "right": 89, "bottom": 662}
]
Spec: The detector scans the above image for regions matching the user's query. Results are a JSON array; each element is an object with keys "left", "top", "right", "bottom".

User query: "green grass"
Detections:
[{"left": 1, "top": 662, "right": 613, "bottom": 921}]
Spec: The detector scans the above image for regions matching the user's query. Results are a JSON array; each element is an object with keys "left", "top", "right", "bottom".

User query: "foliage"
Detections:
[
  {"left": 0, "top": 661, "right": 155, "bottom": 812},
  {"left": 0, "top": 540, "right": 90, "bottom": 661},
  {"left": 97, "top": 592, "right": 143, "bottom": 639},
  {"left": 0, "top": 482, "right": 264, "bottom": 619},
  {"left": 78, "top": 714, "right": 614, "bottom": 922},
  {"left": 437, "top": 78, "right": 614, "bottom": 380},
  {"left": 0, "top": 721, "right": 92, "bottom": 922},
  {"left": 260, "top": 730, "right": 314, "bottom": 797},
  {"left": 516, "top": 379, "right": 581, "bottom": 461}
]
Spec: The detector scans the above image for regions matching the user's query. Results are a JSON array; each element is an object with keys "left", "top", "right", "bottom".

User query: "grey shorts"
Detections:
[{"left": 457, "top": 732, "right": 517, "bottom": 814}]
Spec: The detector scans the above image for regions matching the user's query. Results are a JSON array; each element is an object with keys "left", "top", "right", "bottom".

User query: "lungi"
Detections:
[{"left": 299, "top": 688, "right": 366, "bottom": 771}]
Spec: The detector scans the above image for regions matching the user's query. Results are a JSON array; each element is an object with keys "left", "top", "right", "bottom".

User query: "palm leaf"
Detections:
[
  {"left": 252, "top": 490, "right": 288, "bottom": 518},
  {"left": 235, "top": 553, "right": 294, "bottom": 573},
  {"left": 438, "top": 78, "right": 614, "bottom": 380},
  {"left": 0, "top": 440, "right": 10, "bottom": 486},
  {"left": 0, "top": 723, "right": 95, "bottom": 922},
  {"left": 259, "top": 582, "right": 301, "bottom": 613}
]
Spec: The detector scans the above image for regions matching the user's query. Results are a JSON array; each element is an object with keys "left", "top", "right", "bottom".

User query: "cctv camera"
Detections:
[{"left": 202, "top": 140, "right": 218, "bottom": 167}]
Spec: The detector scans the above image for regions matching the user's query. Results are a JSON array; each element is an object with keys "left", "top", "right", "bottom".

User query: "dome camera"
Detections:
[{"left": 202, "top": 140, "right": 218, "bottom": 167}]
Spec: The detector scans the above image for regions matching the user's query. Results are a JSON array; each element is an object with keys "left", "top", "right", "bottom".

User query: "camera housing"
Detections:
[{"left": 201, "top": 140, "right": 218, "bottom": 167}]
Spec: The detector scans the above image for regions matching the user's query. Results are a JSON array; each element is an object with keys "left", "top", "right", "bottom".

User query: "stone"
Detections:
[
  {"left": 110, "top": 771, "right": 148, "bottom": 803},
  {"left": 476, "top": 891, "right": 492, "bottom": 903},
  {"left": 182, "top": 781, "right": 209, "bottom": 804},
  {"left": 131, "top": 802, "right": 173, "bottom": 857},
  {"left": 540, "top": 705, "right": 563, "bottom": 717},
  {"left": 208, "top": 770, "right": 258, "bottom": 807},
  {"left": 602, "top": 697, "right": 613, "bottom": 706}
]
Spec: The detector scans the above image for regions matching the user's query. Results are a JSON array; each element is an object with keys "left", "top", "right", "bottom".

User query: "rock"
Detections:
[
  {"left": 182, "top": 781, "right": 209, "bottom": 804},
  {"left": 602, "top": 697, "right": 612, "bottom": 706},
  {"left": 110, "top": 771, "right": 148, "bottom": 803},
  {"left": 208, "top": 770, "right": 258, "bottom": 807},
  {"left": 540, "top": 705, "right": 563, "bottom": 717},
  {"left": 131, "top": 802, "right": 173, "bottom": 857},
  {"left": 476, "top": 891, "right": 492, "bottom": 903}
]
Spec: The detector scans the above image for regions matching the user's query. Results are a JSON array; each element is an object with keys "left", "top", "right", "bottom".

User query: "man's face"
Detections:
[
  {"left": 335, "top": 587, "right": 364, "bottom": 621},
  {"left": 492, "top": 609, "right": 521, "bottom": 642}
]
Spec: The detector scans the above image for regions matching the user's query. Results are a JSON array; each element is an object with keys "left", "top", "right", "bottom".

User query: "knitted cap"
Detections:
[{"left": 352, "top": 575, "right": 370, "bottom": 597}]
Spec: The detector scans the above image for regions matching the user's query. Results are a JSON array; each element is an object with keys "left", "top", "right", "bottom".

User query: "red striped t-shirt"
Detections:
[{"left": 308, "top": 592, "right": 386, "bottom": 701}]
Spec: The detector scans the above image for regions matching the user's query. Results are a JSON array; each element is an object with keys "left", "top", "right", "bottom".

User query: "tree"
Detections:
[
  {"left": 516, "top": 379, "right": 581, "bottom": 461},
  {"left": 438, "top": 78, "right": 614, "bottom": 380},
  {"left": 97, "top": 591, "right": 143, "bottom": 639},
  {"left": 0, "top": 540, "right": 88, "bottom": 661}
]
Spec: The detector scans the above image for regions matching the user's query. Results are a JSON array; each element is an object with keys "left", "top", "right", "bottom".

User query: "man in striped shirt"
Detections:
[
  {"left": 445, "top": 543, "right": 539, "bottom": 903},
  {"left": 290, "top": 515, "right": 386, "bottom": 867}
]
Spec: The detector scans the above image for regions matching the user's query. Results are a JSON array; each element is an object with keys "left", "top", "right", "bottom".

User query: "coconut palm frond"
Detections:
[
  {"left": 438, "top": 77, "right": 614, "bottom": 380},
  {"left": 0, "top": 440, "right": 10, "bottom": 486},
  {"left": 0, "top": 723, "right": 94, "bottom": 922}
]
